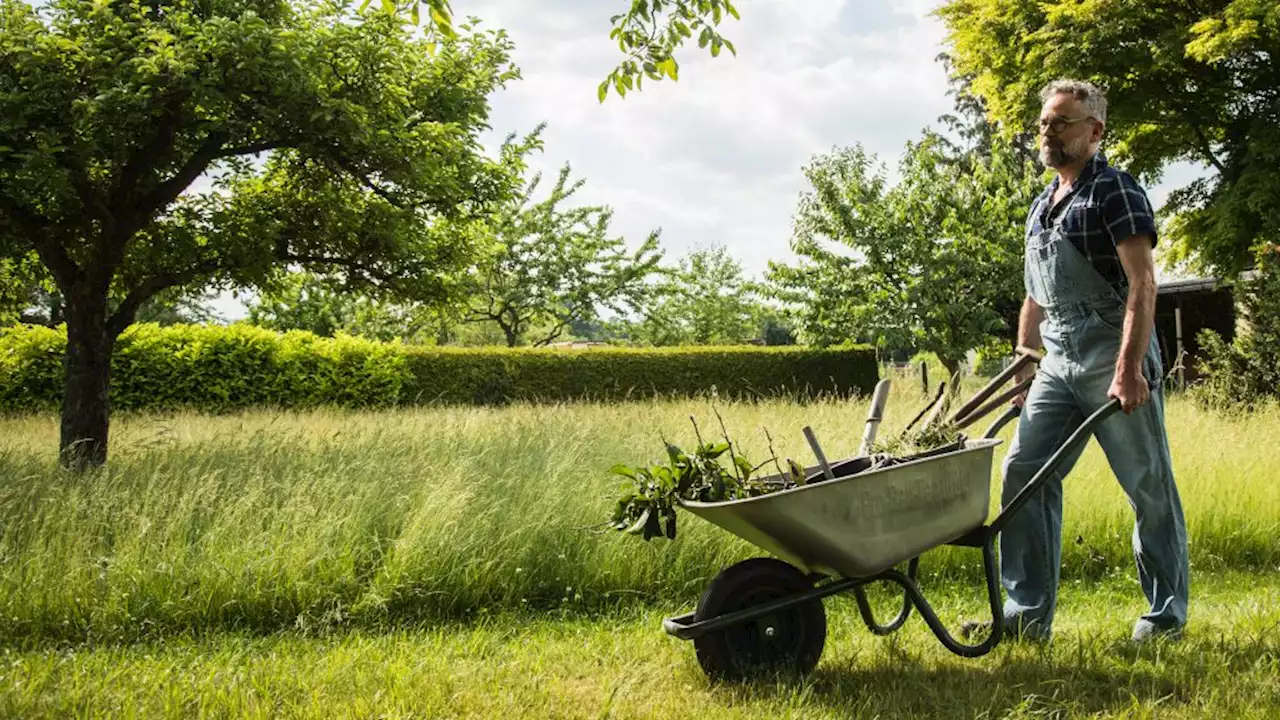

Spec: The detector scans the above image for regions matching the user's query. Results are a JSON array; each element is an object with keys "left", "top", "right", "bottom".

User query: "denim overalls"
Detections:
[{"left": 998, "top": 196, "right": 1190, "bottom": 639}]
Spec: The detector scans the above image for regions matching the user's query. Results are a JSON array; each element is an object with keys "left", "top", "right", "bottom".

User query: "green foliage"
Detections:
[
  {"left": 0, "top": 324, "right": 879, "bottom": 412},
  {"left": 0, "top": 323, "right": 407, "bottom": 412},
  {"left": 624, "top": 244, "right": 771, "bottom": 346},
  {"left": 401, "top": 345, "right": 878, "bottom": 406},
  {"left": 0, "top": 254, "right": 44, "bottom": 325},
  {"left": 608, "top": 425, "right": 802, "bottom": 542},
  {"left": 598, "top": 0, "right": 740, "bottom": 101},
  {"left": 0, "top": 0, "right": 524, "bottom": 462},
  {"left": 459, "top": 152, "right": 663, "bottom": 347},
  {"left": 767, "top": 132, "right": 1044, "bottom": 379},
  {"left": 972, "top": 338, "right": 1013, "bottom": 378},
  {"left": 247, "top": 271, "right": 443, "bottom": 343},
  {"left": 385, "top": 0, "right": 742, "bottom": 103},
  {"left": 0, "top": 0, "right": 520, "bottom": 303},
  {"left": 936, "top": 0, "right": 1280, "bottom": 277},
  {"left": 1190, "top": 250, "right": 1280, "bottom": 410}
]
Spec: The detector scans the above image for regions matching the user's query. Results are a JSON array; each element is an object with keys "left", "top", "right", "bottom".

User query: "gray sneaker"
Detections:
[{"left": 1131, "top": 618, "right": 1183, "bottom": 643}]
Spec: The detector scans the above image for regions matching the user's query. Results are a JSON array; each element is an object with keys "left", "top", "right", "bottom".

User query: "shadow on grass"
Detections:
[{"left": 706, "top": 632, "right": 1280, "bottom": 718}]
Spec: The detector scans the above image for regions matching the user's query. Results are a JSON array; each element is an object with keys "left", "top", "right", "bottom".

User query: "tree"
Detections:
[
  {"left": 462, "top": 157, "right": 663, "bottom": 347},
  {"left": 246, "top": 270, "right": 441, "bottom": 343},
  {"left": 767, "top": 132, "right": 1045, "bottom": 382},
  {"left": 1192, "top": 247, "right": 1280, "bottom": 408},
  {"left": 626, "top": 244, "right": 765, "bottom": 346},
  {"left": 936, "top": 0, "right": 1280, "bottom": 277},
  {"left": 0, "top": 0, "right": 523, "bottom": 467}
]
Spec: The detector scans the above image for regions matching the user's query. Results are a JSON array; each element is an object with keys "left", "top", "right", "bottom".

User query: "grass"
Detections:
[
  {"left": 3, "top": 573, "right": 1279, "bottom": 718},
  {"left": 1, "top": 380, "right": 1278, "bottom": 716},
  {"left": 1, "top": 380, "right": 1278, "bottom": 645}
]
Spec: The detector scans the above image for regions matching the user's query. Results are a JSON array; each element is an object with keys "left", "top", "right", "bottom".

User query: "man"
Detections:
[{"left": 968, "top": 80, "right": 1190, "bottom": 643}]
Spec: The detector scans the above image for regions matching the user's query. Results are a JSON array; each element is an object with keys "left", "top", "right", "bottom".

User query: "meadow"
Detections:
[{"left": 2, "top": 378, "right": 1278, "bottom": 718}]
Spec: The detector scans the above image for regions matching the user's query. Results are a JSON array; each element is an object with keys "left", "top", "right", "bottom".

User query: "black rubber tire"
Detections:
[{"left": 692, "top": 557, "right": 827, "bottom": 681}]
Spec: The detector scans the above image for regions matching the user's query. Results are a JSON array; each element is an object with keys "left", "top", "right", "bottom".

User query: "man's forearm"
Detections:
[
  {"left": 1117, "top": 276, "right": 1156, "bottom": 376},
  {"left": 1017, "top": 294, "right": 1044, "bottom": 351}
]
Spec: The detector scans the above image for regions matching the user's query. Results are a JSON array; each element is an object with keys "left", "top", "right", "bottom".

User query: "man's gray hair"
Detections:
[{"left": 1040, "top": 79, "right": 1107, "bottom": 124}]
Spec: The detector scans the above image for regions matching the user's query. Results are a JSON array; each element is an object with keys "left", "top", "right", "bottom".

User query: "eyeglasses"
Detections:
[{"left": 1037, "top": 115, "right": 1094, "bottom": 135}]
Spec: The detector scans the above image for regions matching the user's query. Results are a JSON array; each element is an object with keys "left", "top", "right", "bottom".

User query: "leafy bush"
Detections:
[
  {"left": 1190, "top": 253, "right": 1280, "bottom": 411},
  {"left": 972, "top": 338, "right": 1013, "bottom": 377},
  {"left": 0, "top": 323, "right": 407, "bottom": 412},
  {"left": 1, "top": 324, "right": 879, "bottom": 412}
]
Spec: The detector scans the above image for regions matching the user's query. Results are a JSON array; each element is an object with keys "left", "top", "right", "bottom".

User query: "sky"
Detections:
[{"left": 213, "top": 0, "right": 1207, "bottom": 319}]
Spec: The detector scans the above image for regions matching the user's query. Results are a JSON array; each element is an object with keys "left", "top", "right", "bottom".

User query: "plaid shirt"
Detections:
[{"left": 1026, "top": 152, "right": 1158, "bottom": 298}]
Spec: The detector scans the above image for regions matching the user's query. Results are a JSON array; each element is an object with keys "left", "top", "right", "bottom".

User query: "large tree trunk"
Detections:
[{"left": 60, "top": 289, "right": 116, "bottom": 470}]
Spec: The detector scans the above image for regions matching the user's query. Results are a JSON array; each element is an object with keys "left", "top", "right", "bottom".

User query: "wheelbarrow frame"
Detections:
[{"left": 661, "top": 347, "right": 1124, "bottom": 664}]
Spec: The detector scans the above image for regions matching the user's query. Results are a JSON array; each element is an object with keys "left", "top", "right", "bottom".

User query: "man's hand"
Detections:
[
  {"left": 1013, "top": 362, "right": 1036, "bottom": 408},
  {"left": 1013, "top": 295, "right": 1044, "bottom": 408},
  {"left": 1108, "top": 369, "right": 1150, "bottom": 414}
]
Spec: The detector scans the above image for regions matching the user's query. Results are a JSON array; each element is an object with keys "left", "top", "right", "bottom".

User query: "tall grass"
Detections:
[{"left": 2, "top": 380, "right": 1277, "bottom": 645}]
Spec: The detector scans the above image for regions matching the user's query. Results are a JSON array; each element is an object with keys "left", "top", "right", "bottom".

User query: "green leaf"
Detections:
[
  {"left": 734, "top": 454, "right": 752, "bottom": 480},
  {"left": 597, "top": 79, "right": 609, "bottom": 103},
  {"left": 429, "top": 6, "right": 454, "bottom": 37},
  {"left": 701, "top": 441, "right": 729, "bottom": 458},
  {"left": 657, "top": 57, "right": 678, "bottom": 80},
  {"left": 610, "top": 464, "right": 637, "bottom": 479}
]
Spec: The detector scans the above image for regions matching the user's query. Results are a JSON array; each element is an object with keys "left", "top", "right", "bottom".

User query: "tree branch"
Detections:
[
  {"left": 54, "top": 152, "right": 114, "bottom": 228},
  {"left": 127, "top": 131, "right": 230, "bottom": 237},
  {"left": 1186, "top": 116, "right": 1227, "bottom": 175},
  {"left": 278, "top": 252, "right": 401, "bottom": 285},
  {"left": 328, "top": 155, "right": 403, "bottom": 207},
  {"left": 216, "top": 140, "right": 291, "bottom": 159},
  {"left": 2, "top": 196, "right": 84, "bottom": 290},
  {"left": 114, "top": 91, "right": 191, "bottom": 209},
  {"left": 533, "top": 319, "right": 571, "bottom": 347},
  {"left": 107, "top": 257, "right": 223, "bottom": 337}
]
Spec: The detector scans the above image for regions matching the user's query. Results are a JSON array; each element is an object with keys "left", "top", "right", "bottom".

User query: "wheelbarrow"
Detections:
[{"left": 661, "top": 347, "right": 1123, "bottom": 680}]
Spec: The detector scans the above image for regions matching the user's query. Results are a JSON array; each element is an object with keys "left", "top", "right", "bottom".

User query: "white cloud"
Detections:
[
  {"left": 208, "top": 0, "right": 1210, "bottom": 320},
  {"left": 470, "top": 0, "right": 960, "bottom": 279}
]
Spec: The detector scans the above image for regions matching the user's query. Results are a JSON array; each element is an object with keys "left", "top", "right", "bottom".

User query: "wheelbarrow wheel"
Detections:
[{"left": 692, "top": 557, "right": 826, "bottom": 681}]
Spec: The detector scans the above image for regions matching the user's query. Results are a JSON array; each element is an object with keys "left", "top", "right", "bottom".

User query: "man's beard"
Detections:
[{"left": 1040, "top": 136, "right": 1089, "bottom": 168}]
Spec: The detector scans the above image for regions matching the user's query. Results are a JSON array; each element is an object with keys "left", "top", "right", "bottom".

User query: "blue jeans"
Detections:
[{"left": 998, "top": 306, "right": 1189, "bottom": 638}]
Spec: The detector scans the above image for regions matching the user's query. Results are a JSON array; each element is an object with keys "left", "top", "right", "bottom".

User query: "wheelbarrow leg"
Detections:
[
  {"left": 877, "top": 534, "right": 1006, "bottom": 658},
  {"left": 852, "top": 557, "right": 918, "bottom": 635}
]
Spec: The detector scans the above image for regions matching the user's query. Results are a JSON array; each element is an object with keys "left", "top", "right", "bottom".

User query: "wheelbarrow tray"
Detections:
[{"left": 676, "top": 438, "right": 1002, "bottom": 579}]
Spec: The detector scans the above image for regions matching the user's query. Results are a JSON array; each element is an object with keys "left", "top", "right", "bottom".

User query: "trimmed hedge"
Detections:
[
  {"left": 401, "top": 344, "right": 879, "bottom": 405},
  {"left": 0, "top": 323, "right": 878, "bottom": 412}
]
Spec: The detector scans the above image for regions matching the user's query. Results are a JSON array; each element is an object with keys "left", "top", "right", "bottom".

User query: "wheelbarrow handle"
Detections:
[
  {"left": 988, "top": 397, "right": 1122, "bottom": 536},
  {"left": 981, "top": 405, "right": 1022, "bottom": 440},
  {"left": 947, "top": 346, "right": 1043, "bottom": 428}
]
